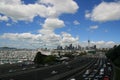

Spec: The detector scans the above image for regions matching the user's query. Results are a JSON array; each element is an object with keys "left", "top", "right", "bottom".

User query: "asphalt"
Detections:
[{"left": 0, "top": 55, "right": 113, "bottom": 80}]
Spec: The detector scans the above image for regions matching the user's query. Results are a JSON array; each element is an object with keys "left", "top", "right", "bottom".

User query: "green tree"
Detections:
[
  {"left": 34, "top": 51, "right": 46, "bottom": 64},
  {"left": 44, "top": 55, "right": 56, "bottom": 64},
  {"left": 106, "top": 45, "right": 120, "bottom": 67}
]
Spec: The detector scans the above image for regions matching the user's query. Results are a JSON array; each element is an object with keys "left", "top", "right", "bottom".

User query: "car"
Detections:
[
  {"left": 94, "top": 76, "right": 99, "bottom": 80},
  {"left": 103, "top": 64, "right": 106, "bottom": 67},
  {"left": 88, "top": 74, "right": 95, "bottom": 78},
  {"left": 31, "top": 66, "right": 36, "bottom": 69},
  {"left": 22, "top": 68, "right": 26, "bottom": 70},
  {"left": 93, "top": 69, "right": 98, "bottom": 73},
  {"left": 9, "top": 78, "right": 15, "bottom": 80},
  {"left": 69, "top": 78, "right": 76, "bottom": 80},
  {"left": 67, "top": 65, "right": 72, "bottom": 69},
  {"left": 107, "top": 62, "right": 110, "bottom": 65},
  {"left": 99, "top": 68, "right": 104, "bottom": 75},
  {"left": 100, "top": 68, "right": 104, "bottom": 72},
  {"left": 94, "top": 78, "right": 98, "bottom": 80},
  {"left": 99, "top": 71, "right": 104, "bottom": 75},
  {"left": 83, "top": 70, "right": 90, "bottom": 78},
  {"left": 51, "top": 70, "right": 58, "bottom": 74},
  {"left": 83, "top": 74, "right": 87, "bottom": 78},
  {"left": 84, "top": 77, "right": 89, "bottom": 80},
  {"left": 64, "top": 61, "right": 69, "bottom": 65},
  {"left": 85, "top": 70, "right": 90, "bottom": 75},
  {"left": 108, "top": 67, "right": 112, "bottom": 71},
  {"left": 103, "top": 76, "right": 109, "bottom": 80},
  {"left": 8, "top": 69, "right": 13, "bottom": 73},
  {"left": 98, "top": 75, "right": 103, "bottom": 79},
  {"left": 44, "top": 64, "right": 48, "bottom": 67},
  {"left": 95, "top": 64, "right": 98, "bottom": 66}
]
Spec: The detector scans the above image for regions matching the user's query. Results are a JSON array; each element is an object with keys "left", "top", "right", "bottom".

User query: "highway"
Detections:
[{"left": 0, "top": 54, "right": 113, "bottom": 80}]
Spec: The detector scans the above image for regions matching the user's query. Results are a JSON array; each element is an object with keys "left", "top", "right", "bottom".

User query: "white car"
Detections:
[
  {"left": 85, "top": 70, "right": 90, "bottom": 75},
  {"left": 22, "top": 68, "right": 26, "bottom": 70},
  {"left": 51, "top": 70, "right": 58, "bottom": 74},
  {"left": 69, "top": 78, "right": 76, "bottom": 80},
  {"left": 9, "top": 69, "right": 13, "bottom": 73}
]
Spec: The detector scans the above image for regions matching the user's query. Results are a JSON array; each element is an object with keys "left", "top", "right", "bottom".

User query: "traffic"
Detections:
[{"left": 0, "top": 53, "right": 113, "bottom": 80}]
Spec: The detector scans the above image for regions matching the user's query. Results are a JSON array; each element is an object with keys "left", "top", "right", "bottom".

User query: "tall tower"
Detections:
[{"left": 88, "top": 40, "right": 90, "bottom": 50}]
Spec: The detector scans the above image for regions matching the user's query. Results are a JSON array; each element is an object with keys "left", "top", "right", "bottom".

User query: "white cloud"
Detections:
[
  {"left": 42, "top": 18, "right": 64, "bottom": 30},
  {"left": 85, "top": 13, "right": 91, "bottom": 19},
  {"left": 0, "top": 15, "right": 9, "bottom": 21},
  {"left": 89, "top": 25, "right": 99, "bottom": 30},
  {"left": 0, "top": 33, "right": 36, "bottom": 40},
  {"left": 80, "top": 40, "right": 117, "bottom": 48},
  {"left": 0, "top": 32, "right": 118, "bottom": 49},
  {"left": 0, "top": 0, "right": 80, "bottom": 49},
  {"left": 73, "top": 20, "right": 80, "bottom": 25},
  {"left": 92, "top": 41, "right": 116, "bottom": 48},
  {"left": 85, "top": 10, "right": 91, "bottom": 19},
  {"left": 38, "top": 0, "right": 79, "bottom": 17},
  {"left": 60, "top": 32, "right": 79, "bottom": 46},
  {"left": 115, "top": 0, "right": 120, "bottom": 2},
  {"left": 39, "top": 18, "right": 65, "bottom": 34},
  {"left": 0, "top": 0, "right": 22, "bottom": 5},
  {"left": 0, "top": 2, "right": 48, "bottom": 21},
  {"left": 0, "top": 0, "right": 79, "bottom": 21},
  {"left": 0, "top": 32, "right": 79, "bottom": 48},
  {"left": 0, "top": 0, "right": 78, "bottom": 37},
  {"left": 6, "top": 23, "right": 11, "bottom": 26},
  {"left": 85, "top": 2, "right": 120, "bottom": 22}
]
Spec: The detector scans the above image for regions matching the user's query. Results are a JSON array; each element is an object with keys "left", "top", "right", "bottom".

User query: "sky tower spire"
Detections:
[{"left": 88, "top": 39, "right": 90, "bottom": 49}]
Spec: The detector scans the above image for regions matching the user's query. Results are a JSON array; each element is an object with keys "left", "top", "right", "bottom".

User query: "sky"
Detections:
[{"left": 0, "top": 0, "right": 120, "bottom": 49}]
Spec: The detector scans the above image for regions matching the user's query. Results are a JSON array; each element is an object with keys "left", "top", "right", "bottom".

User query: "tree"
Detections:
[
  {"left": 33, "top": 52, "right": 46, "bottom": 64},
  {"left": 106, "top": 45, "right": 120, "bottom": 67},
  {"left": 34, "top": 51, "right": 57, "bottom": 66},
  {"left": 44, "top": 55, "right": 56, "bottom": 64}
]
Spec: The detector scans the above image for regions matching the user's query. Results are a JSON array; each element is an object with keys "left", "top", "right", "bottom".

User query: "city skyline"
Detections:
[{"left": 0, "top": 0, "right": 120, "bottom": 49}]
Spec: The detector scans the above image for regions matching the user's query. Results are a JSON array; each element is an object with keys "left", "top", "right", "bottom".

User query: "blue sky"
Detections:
[{"left": 0, "top": 0, "right": 120, "bottom": 48}]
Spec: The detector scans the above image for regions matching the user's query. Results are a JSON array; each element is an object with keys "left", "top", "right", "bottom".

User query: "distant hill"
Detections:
[{"left": 0, "top": 47, "right": 17, "bottom": 50}]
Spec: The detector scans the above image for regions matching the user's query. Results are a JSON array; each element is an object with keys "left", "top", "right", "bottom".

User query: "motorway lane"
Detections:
[
  {"left": 72, "top": 57, "right": 101, "bottom": 80},
  {"left": 44, "top": 57, "right": 97, "bottom": 80},
  {"left": 0, "top": 56, "right": 93, "bottom": 80},
  {"left": 69, "top": 56, "right": 113, "bottom": 80},
  {"left": 0, "top": 63, "right": 35, "bottom": 75},
  {"left": 60, "top": 57, "right": 99, "bottom": 80}
]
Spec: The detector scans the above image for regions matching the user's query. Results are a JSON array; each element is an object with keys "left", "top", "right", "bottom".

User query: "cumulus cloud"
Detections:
[
  {"left": 0, "top": 15, "right": 9, "bottom": 21},
  {"left": 85, "top": 2, "right": 120, "bottom": 22},
  {"left": 39, "top": 18, "right": 65, "bottom": 34},
  {"left": 38, "top": 0, "right": 79, "bottom": 17},
  {"left": 6, "top": 23, "right": 11, "bottom": 26},
  {"left": 0, "top": 0, "right": 78, "bottom": 21},
  {"left": 60, "top": 32, "right": 79, "bottom": 46},
  {"left": 0, "top": 33, "right": 36, "bottom": 40},
  {"left": 73, "top": 20, "right": 80, "bottom": 25},
  {"left": 0, "top": 32, "right": 79, "bottom": 48},
  {"left": 91, "top": 41, "right": 117, "bottom": 48},
  {"left": 0, "top": 32, "right": 118, "bottom": 48},
  {"left": 0, "top": 2, "right": 47, "bottom": 21},
  {"left": 0, "top": 0, "right": 80, "bottom": 48},
  {"left": 80, "top": 40, "right": 117, "bottom": 48},
  {"left": 89, "top": 25, "right": 99, "bottom": 30},
  {"left": 85, "top": 10, "right": 91, "bottom": 19}
]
